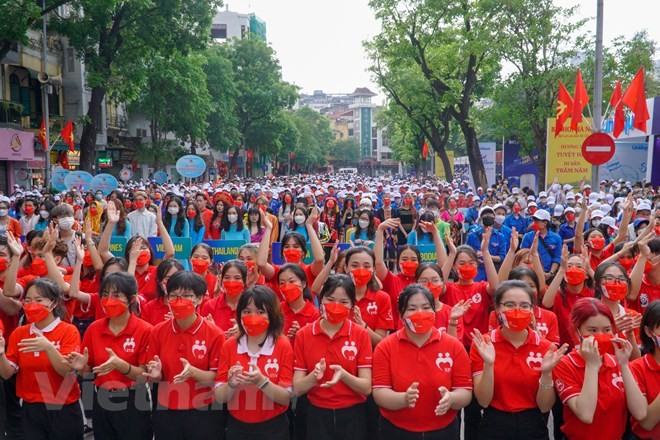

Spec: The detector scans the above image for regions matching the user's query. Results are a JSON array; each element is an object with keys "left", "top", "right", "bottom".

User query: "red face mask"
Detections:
[
  {"left": 654, "top": 226, "right": 660, "bottom": 236},
  {"left": 513, "top": 205, "right": 521, "bottom": 213},
  {"left": 242, "top": 315, "right": 270, "bottom": 336},
  {"left": 351, "top": 268, "right": 372, "bottom": 287},
  {"left": 591, "top": 333, "right": 615, "bottom": 356},
  {"left": 136, "top": 250, "right": 151, "bottom": 266},
  {"left": 66, "top": 197, "right": 73, "bottom": 204},
  {"left": 584, "top": 189, "right": 591, "bottom": 196},
  {"left": 618, "top": 258, "right": 635, "bottom": 272},
  {"left": 24, "top": 206, "right": 34, "bottom": 215},
  {"left": 86, "top": 197, "right": 93, "bottom": 203},
  {"left": 384, "top": 199, "right": 391, "bottom": 206},
  {"left": 405, "top": 311, "right": 436, "bottom": 334},
  {"left": 601, "top": 281, "right": 627, "bottom": 301},
  {"left": 424, "top": 282, "right": 443, "bottom": 298},
  {"left": 30, "top": 258, "right": 48, "bottom": 277},
  {"left": 23, "top": 302, "right": 51, "bottom": 323},
  {"left": 283, "top": 249, "right": 303, "bottom": 264},
  {"left": 125, "top": 201, "right": 132, "bottom": 210},
  {"left": 327, "top": 201, "right": 335, "bottom": 209},
  {"left": 400, "top": 261, "right": 419, "bottom": 277},
  {"left": 284, "top": 196, "right": 292, "bottom": 203},
  {"left": 589, "top": 237, "right": 605, "bottom": 251},
  {"left": 223, "top": 280, "right": 244, "bottom": 297},
  {"left": 280, "top": 283, "right": 302, "bottom": 302},
  {"left": 154, "top": 194, "right": 161, "bottom": 200},
  {"left": 168, "top": 298, "right": 196, "bottom": 320},
  {"left": 0, "top": 258, "right": 7, "bottom": 273},
  {"left": 529, "top": 207, "right": 537, "bottom": 214},
  {"left": 82, "top": 251, "right": 93, "bottom": 267},
  {"left": 565, "top": 267, "right": 586, "bottom": 286},
  {"left": 531, "top": 222, "right": 542, "bottom": 232},
  {"left": 500, "top": 309, "right": 532, "bottom": 332},
  {"left": 134, "top": 201, "right": 145, "bottom": 210},
  {"left": 565, "top": 213, "right": 575, "bottom": 222},
  {"left": 258, "top": 205, "right": 266, "bottom": 212},
  {"left": 323, "top": 302, "right": 351, "bottom": 324},
  {"left": 90, "top": 207, "right": 98, "bottom": 216},
  {"left": 449, "top": 201, "right": 457, "bottom": 209},
  {"left": 191, "top": 259, "right": 210, "bottom": 274},
  {"left": 244, "top": 260, "right": 256, "bottom": 272},
  {"left": 187, "top": 211, "right": 196, "bottom": 219},
  {"left": 458, "top": 265, "right": 478, "bottom": 281},
  {"left": 102, "top": 297, "right": 128, "bottom": 318}
]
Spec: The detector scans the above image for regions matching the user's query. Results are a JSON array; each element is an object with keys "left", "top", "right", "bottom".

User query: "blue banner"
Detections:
[
  {"left": 153, "top": 170, "right": 168, "bottom": 184},
  {"left": 52, "top": 169, "right": 69, "bottom": 191},
  {"left": 64, "top": 171, "right": 93, "bottom": 191},
  {"left": 176, "top": 155, "right": 206, "bottom": 178},
  {"left": 503, "top": 142, "right": 539, "bottom": 192},
  {"left": 90, "top": 174, "right": 118, "bottom": 195},
  {"left": 203, "top": 240, "right": 246, "bottom": 263},
  {"left": 109, "top": 237, "right": 127, "bottom": 258},
  {"left": 399, "top": 244, "right": 437, "bottom": 263},
  {"left": 147, "top": 237, "right": 192, "bottom": 260}
]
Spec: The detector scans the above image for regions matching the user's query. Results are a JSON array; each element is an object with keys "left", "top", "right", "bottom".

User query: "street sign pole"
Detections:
[{"left": 591, "top": 0, "right": 604, "bottom": 188}]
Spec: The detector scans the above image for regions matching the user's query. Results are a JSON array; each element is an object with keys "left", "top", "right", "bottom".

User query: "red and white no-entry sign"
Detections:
[{"left": 581, "top": 132, "right": 615, "bottom": 165}]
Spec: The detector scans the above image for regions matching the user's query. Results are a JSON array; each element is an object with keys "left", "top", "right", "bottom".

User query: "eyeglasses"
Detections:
[
  {"left": 100, "top": 291, "right": 127, "bottom": 300},
  {"left": 602, "top": 275, "right": 627, "bottom": 283},
  {"left": 500, "top": 302, "right": 533, "bottom": 311},
  {"left": 167, "top": 293, "right": 196, "bottom": 301}
]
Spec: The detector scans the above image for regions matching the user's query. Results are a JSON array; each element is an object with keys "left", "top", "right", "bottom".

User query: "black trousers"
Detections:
[
  {"left": 306, "top": 402, "right": 367, "bottom": 440},
  {"left": 225, "top": 412, "right": 289, "bottom": 440},
  {"left": 21, "top": 401, "right": 84, "bottom": 440},
  {"left": 479, "top": 407, "right": 548, "bottom": 440},
  {"left": 4, "top": 376, "right": 22, "bottom": 439},
  {"left": 379, "top": 415, "right": 460, "bottom": 440},
  {"left": 93, "top": 385, "right": 152, "bottom": 440},
  {"left": 366, "top": 395, "right": 380, "bottom": 440},
  {"left": 152, "top": 405, "right": 223, "bottom": 440},
  {"left": 293, "top": 394, "right": 309, "bottom": 440}
]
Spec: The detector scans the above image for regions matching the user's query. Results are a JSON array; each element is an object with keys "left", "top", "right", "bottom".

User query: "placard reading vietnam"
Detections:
[{"left": 545, "top": 118, "right": 593, "bottom": 188}]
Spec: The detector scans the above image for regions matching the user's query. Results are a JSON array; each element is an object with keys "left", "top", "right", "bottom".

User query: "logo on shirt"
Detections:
[
  {"left": 123, "top": 337, "right": 136, "bottom": 353},
  {"left": 640, "top": 293, "right": 649, "bottom": 308},
  {"left": 264, "top": 359, "right": 280, "bottom": 378},
  {"left": 536, "top": 322, "right": 549, "bottom": 338},
  {"left": 36, "top": 339, "right": 60, "bottom": 357},
  {"left": 366, "top": 302, "right": 378, "bottom": 315},
  {"left": 145, "top": 273, "right": 152, "bottom": 282},
  {"left": 435, "top": 352, "right": 453, "bottom": 372},
  {"left": 525, "top": 352, "right": 543, "bottom": 371},
  {"left": 341, "top": 341, "right": 358, "bottom": 361},
  {"left": 192, "top": 340, "right": 207, "bottom": 359},
  {"left": 555, "top": 379, "right": 566, "bottom": 393},
  {"left": 611, "top": 372, "right": 624, "bottom": 392},
  {"left": 471, "top": 293, "right": 482, "bottom": 304}
]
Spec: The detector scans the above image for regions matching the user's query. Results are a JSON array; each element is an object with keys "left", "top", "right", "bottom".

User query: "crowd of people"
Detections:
[{"left": 0, "top": 173, "right": 657, "bottom": 440}]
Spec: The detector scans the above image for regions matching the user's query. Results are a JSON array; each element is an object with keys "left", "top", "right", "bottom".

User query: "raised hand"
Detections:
[
  {"left": 560, "top": 245, "right": 569, "bottom": 271},
  {"left": 306, "top": 206, "right": 319, "bottom": 226},
  {"left": 128, "top": 239, "right": 141, "bottom": 263},
  {"left": 106, "top": 200, "right": 120, "bottom": 224},
  {"left": 74, "top": 235, "right": 84, "bottom": 263},
  {"left": 541, "top": 344, "right": 569, "bottom": 374},
  {"left": 480, "top": 227, "right": 492, "bottom": 255},
  {"left": 6, "top": 232, "right": 23, "bottom": 258},
  {"left": 449, "top": 300, "right": 471, "bottom": 320},
  {"left": 471, "top": 329, "right": 495, "bottom": 366},
  {"left": 510, "top": 227, "right": 519, "bottom": 252},
  {"left": 312, "top": 358, "right": 326, "bottom": 382}
]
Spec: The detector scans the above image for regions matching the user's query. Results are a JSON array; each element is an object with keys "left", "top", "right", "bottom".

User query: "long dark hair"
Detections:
[
  {"left": 222, "top": 206, "right": 244, "bottom": 232},
  {"left": 278, "top": 263, "right": 313, "bottom": 302},
  {"left": 36, "top": 200, "right": 55, "bottom": 228},
  {"left": 344, "top": 246, "right": 379, "bottom": 292},
  {"left": 354, "top": 209, "right": 376, "bottom": 240},
  {"left": 236, "top": 285, "right": 284, "bottom": 340},
  {"left": 640, "top": 300, "right": 660, "bottom": 355},
  {"left": 211, "top": 200, "right": 226, "bottom": 224},
  {"left": 247, "top": 207, "right": 263, "bottom": 232},
  {"left": 163, "top": 196, "right": 186, "bottom": 237},
  {"left": 593, "top": 261, "right": 631, "bottom": 300},
  {"left": 100, "top": 272, "right": 139, "bottom": 313},
  {"left": 25, "top": 278, "right": 67, "bottom": 320},
  {"left": 156, "top": 259, "right": 184, "bottom": 299},
  {"left": 186, "top": 203, "right": 204, "bottom": 233}
]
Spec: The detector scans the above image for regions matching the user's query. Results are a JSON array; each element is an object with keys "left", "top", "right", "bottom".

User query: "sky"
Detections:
[{"left": 224, "top": 0, "right": 660, "bottom": 98}]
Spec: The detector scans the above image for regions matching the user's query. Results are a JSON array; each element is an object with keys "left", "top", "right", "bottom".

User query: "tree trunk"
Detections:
[
  {"left": 457, "top": 116, "right": 487, "bottom": 188},
  {"left": 229, "top": 148, "right": 240, "bottom": 178},
  {"left": 430, "top": 123, "right": 453, "bottom": 182},
  {"left": 190, "top": 140, "right": 197, "bottom": 156},
  {"left": 79, "top": 86, "right": 105, "bottom": 172}
]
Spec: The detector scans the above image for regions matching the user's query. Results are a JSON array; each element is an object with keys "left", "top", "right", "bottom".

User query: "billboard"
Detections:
[
  {"left": 502, "top": 142, "right": 539, "bottom": 192},
  {"left": 435, "top": 150, "right": 455, "bottom": 181},
  {"left": 599, "top": 142, "right": 648, "bottom": 183},
  {"left": 545, "top": 118, "right": 592, "bottom": 188}
]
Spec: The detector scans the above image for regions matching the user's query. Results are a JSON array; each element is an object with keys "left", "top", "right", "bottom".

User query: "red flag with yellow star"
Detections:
[
  {"left": 61, "top": 120, "right": 75, "bottom": 152},
  {"left": 38, "top": 118, "right": 48, "bottom": 151}
]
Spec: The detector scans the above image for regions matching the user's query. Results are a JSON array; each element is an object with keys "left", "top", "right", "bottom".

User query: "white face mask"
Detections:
[
  {"left": 592, "top": 220, "right": 601, "bottom": 228},
  {"left": 358, "top": 219, "right": 370, "bottom": 229},
  {"left": 294, "top": 215, "right": 306, "bottom": 225},
  {"left": 0, "top": 209, "right": 7, "bottom": 217},
  {"left": 495, "top": 215, "right": 505, "bottom": 225},
  {"left": 168, "top": 207, "right": 179, "bottom": 216},
  {"left": 40, "top": 210, "right": 49, "bottom": 219},
  {"left": 58, "top": 217, "right": 74, "bottom": 231},
  {"left": 227, "top": 214, "right": 238, "bottom": 224}
]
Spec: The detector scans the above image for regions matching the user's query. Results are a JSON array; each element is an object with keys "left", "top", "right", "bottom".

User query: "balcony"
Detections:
[
  {"left": 106, "top": 113, "right": 128, "bottom": 131},
  {"left": 0, "top": 100, "right": 23, "bottom": 125}
]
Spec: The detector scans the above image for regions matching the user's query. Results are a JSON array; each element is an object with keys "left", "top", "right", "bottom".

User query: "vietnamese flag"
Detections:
[
  {"left": 555, "top": 81, "right": 574, "bottom": 136},
  {"left": 38, "top": 118, "right": 48, "bottom": 151},
  {"left": 570, "top": 69, "right": 589, "bottom": 131},
  {"left": 61, "top": 120, "right": 75, "bottom": 152},
  {"left": 609, "top": 79, "right": 625, "bottom": 138},
  {"left": 422, "top": 141, "right": 429, "bottom": 158},
  {"left": 58, "top": 151, "right": 70, "bottom": 170},
  {"left": 622, "top": 67, "right": 650, "bottom": 132}
]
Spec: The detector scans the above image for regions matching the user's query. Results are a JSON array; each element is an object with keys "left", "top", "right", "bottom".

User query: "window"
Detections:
[
  {"left": 372, "top": 127, "right": 377, "bottom": 138},
  {"left": 348, "top": 128, "right": 354, "bottom": 136},
  {"left": 382, "top": 138, "right": 389, "bottom": 147},
  {"left": 67, "top": 48, "right": 76, "bottom": 73},
  {"left": 382, "top": 152, "right": 392, "bottom": 159},
  {"left": 372, "top": 139, "right": 377, "bottom": 149},
  {"left": 241, "top": 25, "right": 247, "bottom": 39},
  {"left": 211, "top": 24, "right": 227, "bottom": 39}
]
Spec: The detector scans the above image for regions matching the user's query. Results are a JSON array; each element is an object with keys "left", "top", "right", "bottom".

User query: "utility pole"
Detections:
[
  {"left": 41, "top": 0, "right": 51, "bottom": 190},
  {"left": 591, "top": 0, "right": 604, "bottom": 188}
]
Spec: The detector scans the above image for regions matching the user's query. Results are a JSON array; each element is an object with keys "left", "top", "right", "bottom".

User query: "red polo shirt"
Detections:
[
  {"left": 381, "top": 271, "right": 415, "bottom": 328},
  {"left": 488, "top": 307, "right": 560, "bottom": 345},
  {"left": 354, "top": 289, "right": 394, "bottom": 331},
  {"left": 271, "top": 264, "right": 317, "bottom": 301},
  {"left": 373, "top": 328, "right": 472, "bottom": 432},
  {"left": 0, "top": 279, "right": 19, "bottom": 337},
  {"left": 141, "top": 298, "right": 170, "bottom": 326},
  {"left": 281, "top": 301, "right": 320, "bottom": 340},
  {"left": 471, "top": 328, "right": 554, "bottom": 412},
  {"left": 553, "top": 351, "right": 627, "bottom": 440},
  {"left": 589, "top": 243, "right": 615, "bottom": 270},
  {"left": 135, "top": 265, "right": 158, "bottom": 301},
  {"left": 550, "top": 287, "right": 594, "bottom": 346},
  {"left": 215, "top": 335, "right": 294, "bottom": 423},
  {"left": 147, "top": 315, "right": 225, "bottom": 409},
  {"left": 630, "top": 353, "right": 660, "bottom": 439},
  {"left": 628, "top": 275, "right": 660, "bottom": 313},
  {"left": 293, "top": 319, "right": 372, "bottom": 409},
  {"left": 6, "top": 319, "right": 81, "bottom": 405},
  {"left": 204, "top": 272, "right": 217, "bottom": 298},
  {"left": 443, "top": 281, "right": 491, "bottom": 346},
  {"left": 82, "top": 314, "right": 152, "bottom": 389},
  {"left": 200, "top": 293, "right": 236, "bottom": 332}
]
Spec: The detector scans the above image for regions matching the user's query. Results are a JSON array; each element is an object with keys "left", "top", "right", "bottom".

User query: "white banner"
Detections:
[
  {"left": 479, "top": 142, "right": 497, "bottom": 187},
  {"left": 599, "top": 142, "right": 648, "bottom": 184}
]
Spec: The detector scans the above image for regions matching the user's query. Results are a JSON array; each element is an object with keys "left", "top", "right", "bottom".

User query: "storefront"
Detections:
[{"left": 0, "top": 128, "right": 36, "bottom": 193}]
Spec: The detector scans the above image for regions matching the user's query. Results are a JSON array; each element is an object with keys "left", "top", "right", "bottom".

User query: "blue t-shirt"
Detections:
[
  {"left": 466, "top": 227, "right": 508, "bottom": 281},
  {"left": 520, "top": 231, "right": 563, "bottom": 272}
]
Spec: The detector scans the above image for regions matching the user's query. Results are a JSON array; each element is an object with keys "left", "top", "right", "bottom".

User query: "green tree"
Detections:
[
  {"left": 50, "top": 0, "right": 221, "bottom": 172},
  {"left": 204, "top": 46, "right": 241, "bottom": 154},
  {"left": 329, "top": 139, "right": 360, "bottom": 164},
  {"left": 288, "top": 107, "right": 332, "bottom": 170}
]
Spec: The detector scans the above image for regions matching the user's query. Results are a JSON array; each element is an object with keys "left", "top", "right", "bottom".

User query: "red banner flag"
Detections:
[
  {"left": 555, "top": 81, "right": 574, "bottom": 137},
  {"left": 622, "top": 67, "right": 650, "bottom": 132},
  {"left": 38, "top": 118, "right": 48, "bottom": 151},
  {"left": 570, "top": 69, "right": 589, "bottom": 131},
  {"left": 61, "top": 120, "right": 75, "bottom": 152},
  {"left": 58, "top": 151, "right": 70, "bottom": 170},
  {"left": 422, "top": 141, "right": 429, "bottom": 158},
  {"left": 609, "top": 79, "right": 625, "bottom": 138}
]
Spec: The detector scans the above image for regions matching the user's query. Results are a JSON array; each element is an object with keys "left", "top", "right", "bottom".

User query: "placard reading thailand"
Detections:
[
  {"left": 91, "top": 174, "right": 118, "bottom": 195},
  {"left": 109, "top": 237, "right": 127, "bottom": 258},
  {"left": 147, "top": 237, "right": 192, "bottom": 260},
  {"left": 545, "top": 118, "right": 593, "bottom": 188},
  {"left": 64, "top": 170, "right": 94, "bottom": 190},
  {"left": 52, "top": 169, "right": 70, "bottom": 191},
  {"left": 176, "top": 155, "right": 206, "bottom": 178},
  {"left": 203, "top": 240, "right": 246, "bottom": 263}
]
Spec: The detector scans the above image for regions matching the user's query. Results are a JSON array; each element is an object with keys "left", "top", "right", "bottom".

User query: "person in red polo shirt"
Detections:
[
  {"left": 630, "top": 300, "right": 660, "bottom": 439},
  {"left": 628, "top": 237, "right": 660, "bottom": 313},
  {"left": 141, "top": 259, "right": 184, "bottom": 325},
  {"left": 277, "top": 263, "right": 320, "bottom": 340},
  {"left": 471, "top": 280, "right": 568, "bottom": 439},
  {"left": 214, "top": 285, "right": 293, "bottom": 439},
  {"left": 64, "top": 272, "right": 152, "bottom": 440},
  {"left": 293, "top": 274, "right": 372, "bottom": 440},
  {"left": 189, "top": 243, "right": 217, "bottom": 298},
  {"left": 0, "top": 278, "right": 83, "bottom": 439},
  {"left": 552, "top": 298, "right": 647, "bottom": 440},
  {"left": 238, "top": 244, "right": 268, "bottom": 288},
  {"left": 201, "top": 260, "right": 247, "bottom": 336},
  {"left": 373, "top": 284, "right": 472, "bottom": 438},
  {"left": 144, "top": 271, "right": 226, "bottom": 439}
]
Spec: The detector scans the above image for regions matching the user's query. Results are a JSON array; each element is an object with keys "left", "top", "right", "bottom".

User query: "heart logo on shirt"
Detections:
[{"left": 341, "top": 341, "right": 358, "bottom": 360}]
